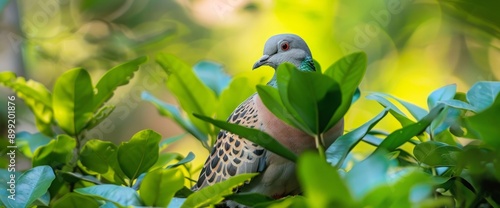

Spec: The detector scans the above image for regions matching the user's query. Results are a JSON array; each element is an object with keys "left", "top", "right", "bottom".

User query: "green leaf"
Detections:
[
  {"left": 366, "top": 94, "right": 415, "bottom": 126},
  {"left": 93, "top": 56, "right": 147, "bottom": 111},
  {"left": 141, "top": 91, "right": 208, "bottom": 147},
  {"left": 254, "top": 196, "right": 307, "bottom": 208},
  {"left": 75, "top": 184, "right": 142, "bottom": 206},
  {"left": 16, "top": 132, "right": 52, "bottom": 158},
  {"left": 256, "top": 85, "right": 305, "bottom": 131},
  {"left": 166, "top": 152, "right": 195, "bottom": 168},
  {"left": 182, "top": 173, "right": 257, "bottom": 208},
  {"left": 427, "top": 84, "right": 456, "bottom": 109},
  {"left": 33, "top": 134, "right": 76, "bottom": 168},
  {"left": 374, "top": 104, "right": 444, "bottom": 153},
  {"left": 159, "top": 134, "right": 186, "bottom": 151},
  {"left": 345, "top": 152, "right": 391, "bottom": 199},
  {"left": 80, "top": 139, "right": 127, "bottom": 185},
  {"left": 217, "top": 76, "right": 257, "bottom": 121},
  {"left": 140, "top": 168, "right": 184, "bottom": 207},
  {"left": 298, "top": 152, "right": 353, "bottom": 207},
  {"left": 282, "top": 64, "right": 343, "bottom": 134},
  {"left": 324, "top": 52, "right": 367, "bottom": 130},
  {"left": 224, "top": 193, "right": 274, "bottom": 207},
  {"left": 464, "top": 95, "right": 500, "bottom": 148},
  {"left": 194, "top": 114, "right": 297, "bottom": 162},
  {"left": 156, "top": 53, "right": 217, "bottom": 135},
  {"left": 466, "top": 81, "right": 500, "bottom": 112},
  {"left": 85, "top": 105, "right": 115, "bottom": 130},
  {"left": 368, "top": 92, "right": 428, "bottom": 120},
  {"left": 326, "top": 108, "right": 388, "bottom": 167},
  {"left": 0, "top": 72, "right": 54, "bottom": 135},
  {"left": 193, "top": 61, "right": 231, "bottom": 96},
  {"left": 52, "top": 193, "right": 100, "bottom": 208},
  {"left": 413, "top": 141, "right": 462, "bottom": 167},
  {"left": 0, "top": 166, "right": 55, "bottom": 208},
  {"left": 52, "top": 68, "right": 94, "bottom": 135},
  {"left": 117, "top": 129, "right": 161, "bottom": 181}
]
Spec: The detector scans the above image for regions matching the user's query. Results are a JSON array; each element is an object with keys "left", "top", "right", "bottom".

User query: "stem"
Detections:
[{"left": 315, "top": 134, "right": 326, "bottom": 160}]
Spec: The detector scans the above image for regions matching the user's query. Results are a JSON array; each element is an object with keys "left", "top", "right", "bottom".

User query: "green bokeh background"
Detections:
[{"left": 1, "top": 0, "right": 499, "bottom": 171}]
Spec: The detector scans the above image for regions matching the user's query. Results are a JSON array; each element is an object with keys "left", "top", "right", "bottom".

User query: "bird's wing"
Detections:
[{"left": 194, "top": 95, "right": 266, "bottom": 189}]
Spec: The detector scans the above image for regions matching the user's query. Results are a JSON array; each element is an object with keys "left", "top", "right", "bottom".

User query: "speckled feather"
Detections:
[{"left": 193, "top": 95, "right": 266, "bottom": 190}]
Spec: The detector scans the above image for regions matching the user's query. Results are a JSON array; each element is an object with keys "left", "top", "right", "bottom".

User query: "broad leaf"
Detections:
[
  {"left": 140, "top": 168, "right": 184, "bottom": 207},
  {"left": 194, "top": 114, "right": 297, "bottom": 162},
  {"left": 413, "top": 141, "right": 462, "bottom": 167},
  {"left": 0, "top": 166, "right": 55, "bottom": 208},
  {"left": 345, "top": 152, "right": 391, "bottom": 199},
  {"left": 324, "top": 52, "right": 367, "bottom": 130},
  {"left": 33, "top": 134, "right": 76, "bottom": 167},
  {"left": 298, "top": 152, "right": 353, "bottom": 207},
  {"left": 16, "top": 132, "right": 52, "bottom": 158},
  {"left": 85, "top": 105, "right": 115, "bottom": 130},
  {"left": 141, "top": 91, "right": 208, "bottom": 146},
  {"left": 182, "top": 173, "right": 257, "bottom": 208},
  {"left": 281, "top": 64, "right": 343, "bottom": 134},
  {"left": 52, "top": 193, "right": 100, "bottom": 208},
  {"left": 428, "top": 84, "right": 456, "bottom": 109},
  {"left": 193, "top": 61, "right": 231, "bottom": 96},
  {"left": 156, "top": 53, "right": 217, "bottom": 135},
  {"left": 374, "top": 104, "right": 444, "bottom": 153},
  {"left": 256, "top": 85, "right": 305, "bottom": 132},
  {"left": 0, "top": 72, "right": 54, "bottom": 135},
  {"left": 466, "top": 81, "right": 500, "bottom": 112},
  {"left": 465, "top": 95, "right": 500, "bottom": 148},
  {"left": 117, "top": 129, "right": 161, "bottom": 181},
  {"left": 93, "top": 56, "right": 147, "bottom": 111},
  {"left": 52, "top": 68, "right": 94, "bottom": 135},
  {"left": 217, "top": 76, "right": 258, "bottom": 121},
  {"left": 326, "top": 108, "right": 388, "bottom": 167},
  {"left": 75, "top": 184, "right": 142, "bottom": 206},
  {"left": 80, "top": 139, "right": 127, "bottom": 185}
]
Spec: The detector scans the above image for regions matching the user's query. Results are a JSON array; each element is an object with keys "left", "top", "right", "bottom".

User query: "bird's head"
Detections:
[{"left": 252, "top": 34, "right": 315, "bottom": 72}]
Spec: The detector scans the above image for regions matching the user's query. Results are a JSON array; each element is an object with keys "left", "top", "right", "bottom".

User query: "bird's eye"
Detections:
[{"left": 280, "top": 42, "right": 290, "bottom": 51}]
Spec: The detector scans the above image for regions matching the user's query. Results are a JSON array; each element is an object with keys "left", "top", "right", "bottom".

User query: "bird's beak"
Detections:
[{"left": 252, "top": 55, "right": 270, "bottom": 70}]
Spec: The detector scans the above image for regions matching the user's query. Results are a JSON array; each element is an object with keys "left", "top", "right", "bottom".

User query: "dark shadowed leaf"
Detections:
[
  {"left": 80, "top": 139, "right": 127, "bottom": 185},
  {"left": 117, "top": 129, "right": 161, "bottom": 181},
  {"left": 93, "top": 56, "right": 147, "bottom": 111},
  {"left": 224, "top": 193, "right": 274, "bottom": 207},
  {"left": 324, "top": 52, "right": 367, "bottom": 130},
  {"left": 194, "top": 114, "right": 297, "bottom": 162},
  {"left": 140, "top": 168, "right": 184, "bottom": 207},
  {"left": 182, "top": 173, "right": 258, "bottom": 208},
  {"left": 414, "top": 141, "right": 462, "bottom": 167},
  {"left": 52, "top": 68, "right": 94, "bottom": 135},
  {"left": 326, "top": 108, "right": 388, "bottom": 167},
  {"left": 298, "top": 152, "right": 353, "bottom": 207}
]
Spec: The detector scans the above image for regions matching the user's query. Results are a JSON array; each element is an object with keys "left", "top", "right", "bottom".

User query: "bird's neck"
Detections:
[{"left": 267, "top": 56, "right": 315, "bottom": 87}]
